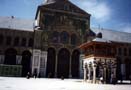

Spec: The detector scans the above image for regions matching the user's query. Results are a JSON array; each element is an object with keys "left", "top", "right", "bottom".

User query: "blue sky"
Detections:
[{"left": 0, "top": 0, "right": 131, "bottom": 32}]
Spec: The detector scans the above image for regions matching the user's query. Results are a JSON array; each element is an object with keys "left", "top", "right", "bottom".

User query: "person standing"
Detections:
[{"left": 26, "top": 72, "right": 31, "bottom": 79}]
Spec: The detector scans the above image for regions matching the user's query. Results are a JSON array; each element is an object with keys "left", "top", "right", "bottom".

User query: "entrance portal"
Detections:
[
  {"left": 4, "top": 48, "right": 17, "bottom": 65},
  {"left": 46, "top": 48, "right": 56, "bottom": 78},
  {"left": 71, "top": 50, "right": 80, "bottom": 78},
  {"left": 21, "top": 50, "right": 31, "bottom": 77},
  {"left": 57, "top": 48, "right": 70, "bottom": 78}
]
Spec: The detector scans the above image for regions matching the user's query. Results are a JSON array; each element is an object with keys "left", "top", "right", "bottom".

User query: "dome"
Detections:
[{"left": 96, "top": 32, "right": 102, "bottom": 38}]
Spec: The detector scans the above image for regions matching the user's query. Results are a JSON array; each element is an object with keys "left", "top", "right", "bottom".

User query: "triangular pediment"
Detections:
[{"left": 39, "top": 0, "right": 90, "bottom": 16}]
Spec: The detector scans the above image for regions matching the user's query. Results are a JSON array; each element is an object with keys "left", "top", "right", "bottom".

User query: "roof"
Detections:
[
  {"left": 0, "top": 16, "right": 34, "bottom": 31},
  {"left": 91, "top": 28, "right": 131, "bottom": 43},
  {"left": 92, "top": 38, "right": 111, "bottom": 43},
  {"left": 35, "top": 0, "right": 90, "bottom": 19}
]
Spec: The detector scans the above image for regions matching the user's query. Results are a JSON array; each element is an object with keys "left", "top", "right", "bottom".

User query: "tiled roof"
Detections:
[
  {"left": 91, "top": 28, "right": 131, "bottom": 43},
  {"left": 0, "top": 16, "right": 34, "bottom": 31}
]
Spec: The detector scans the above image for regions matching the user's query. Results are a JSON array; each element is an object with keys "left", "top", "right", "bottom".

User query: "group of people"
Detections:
[{"left": 26, "top": 72, "right": 37, "bottom": 79}]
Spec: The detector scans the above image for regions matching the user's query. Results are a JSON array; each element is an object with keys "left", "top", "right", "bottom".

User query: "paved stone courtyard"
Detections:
[{"left": 0, "top": 77, "right": 130, "bottom": 90}]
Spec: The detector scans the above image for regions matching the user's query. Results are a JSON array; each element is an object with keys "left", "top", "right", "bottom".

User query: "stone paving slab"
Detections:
[{"left": 0, "top": 77, "right": 131, "bottom": 90}]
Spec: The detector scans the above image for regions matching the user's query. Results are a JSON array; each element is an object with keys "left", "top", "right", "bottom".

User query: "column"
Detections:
[
  {"left": 103, "top": 66, "right": 106, "bottom": 84},
  {"left": 79, "top": 54, "right": 85, "bottom": 78},
  {"left": 84, "top": 67, "right": 87, "bottom": 81},
  {"left": 40, "top": 51, "right": 47, "bottom": 77},
  {"left": 69, "top": 54, "right": 72, "bottom": 78},
  {"left": 88, "top": 65, "right": 91, "bottom": 81},
  {"left": 84, "top": 63, "right": 87, "bottom": 81},
  {"left": 93, "top": 65, "right": 97, "bottom": 83},
  {"left": 113, "top": 64, "right": 117, "bottom": 78},
  {"left": 54, "top": 51, "right": 58, "bottom": 78},
  {"left": 0, "top": 55, "right": 4, "bottom": 64},
  {"left": 32, "top": 49, "right": 41, "bottom": 77},
  {"left": 16, "top": 55, "right": 22, "bottom": 65}
]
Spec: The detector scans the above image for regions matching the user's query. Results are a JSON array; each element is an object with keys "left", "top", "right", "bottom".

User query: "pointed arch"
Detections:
[
  {"left": 21, "top": 50, "right": 32, "bottom": 77},
  {"left": 57, "top": 48, "right": 70, "bottom": 78},
  {"left": 46, "top": 48, "right": 56, "bottom": 78},
  {"left": 4, "top": 48, "right": 17, "bottom": 65},
  {"left": 71, "top": 49, "right": 80, "bottom": 78},
  {"left": 60, "top": 31, "right": 69, "bottom": 44}
]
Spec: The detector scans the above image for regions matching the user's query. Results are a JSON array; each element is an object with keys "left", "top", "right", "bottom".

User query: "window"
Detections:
[
  {"left": 14, "top": 37, "right": 19, "bottom": 46},
  {"left": 6, "top": 36, "right": 12, "bottom": 45},
  {"left": 71, "top": 34, "right": 77, "bottom": 45},
  {"left": 28, "top": 38, "right": 33, "bottom": 47},
  {"left": 60, "top": 31, "right": 69, "bottom": 44},
  {"left": 129, "top": 48, "right": 131, "bottom": 56},
  {"left": 64, "top": 4, "right": 69, "bottom": 10},
  {"left": 124, "top": 48, "right": 127, "bottom": 56},
  {"left": 51, "top": 31, "right": 59, "bottom": 43},
  {"left": 21, "top": 38, "right": 26, "bottom": 46},
  {"left": 0, "top": 34, "right": 4, "bottom": 45},
  {"left": 118, "top": 48, "right": 122, "bottom": 55}
]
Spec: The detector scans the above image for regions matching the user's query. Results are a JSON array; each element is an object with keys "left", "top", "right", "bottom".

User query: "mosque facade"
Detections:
[{"left": 0, "top": 0, "right": 131, "bottom": 83}]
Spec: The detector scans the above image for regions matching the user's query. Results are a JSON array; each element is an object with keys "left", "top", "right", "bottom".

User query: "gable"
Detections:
[{"left": 36, "top": 0, "right": 90, "bottom": 18}]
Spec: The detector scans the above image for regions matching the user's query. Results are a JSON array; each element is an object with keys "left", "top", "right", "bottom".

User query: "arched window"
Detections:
[
  {"left": 71, "top": 34, "right": 77, "bottom": 45},
  {"left": 4, "top": 48, "right": 17, "bottom": 65},
  {"left": 21, "top": 38, "right": 26, "bottom": 46},
  {"left": 6, "top": 36, "right": 12, "bottom": 45},
  {"left": 60, "top": 31, "right": 69, "bottom": 44},
  {"left": 28, "top": 38, "right": 33, "bottom": 47},
  {"left": 0, "top": 34, "right": 4, "bottom": 45},
  {"left": 14, "top": 37, "right": 19, "bottom": 46},
  {"left": 51, "top": 31, "right": 59, "bottom": 43}
]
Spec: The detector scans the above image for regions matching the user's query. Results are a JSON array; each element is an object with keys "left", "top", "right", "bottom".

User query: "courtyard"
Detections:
[{"left": 0, "top": 77, "right": 130, "bottom": 90}]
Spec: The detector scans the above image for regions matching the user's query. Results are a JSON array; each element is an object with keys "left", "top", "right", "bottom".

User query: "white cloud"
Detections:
[
  {"left": 118, "top": 23, "right": 131, "bottom": 33},
  {"left": 123, "top": 26, "right": 131, "bottom": 33},
  {"left": 72, "top": 0, "right": 111, "bottom": 22}
]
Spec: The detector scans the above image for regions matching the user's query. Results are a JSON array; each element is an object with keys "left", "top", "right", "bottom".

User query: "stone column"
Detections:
[
  {"left": 113, "top": 64, "right": 117, "bottom": 78},
  {"left": 0, "top": 55, "right": 1, "bottom": 64},
  {"left": 88, "top": 65, "right": 91, "bottom": 81},
  {"left": 0, "top": 55, "right": 4, "bottom": 64},
  {"left": 54, "top": 51, "right": 58, "bottom": 78},
  {"left": 93, "top": 65, "right": 97, "bottom": 83},
  {"left": 16, "top": 55, "right": 22, "bottom": 65},
  {"left": 40, "top": 51, "right": 47, "bottom": 77},
  {"left": 32, "top": 49, "right": 41, "bottom": 77},
  {"left": 69, "top": 54, "right": 72, "bottom": 78},
  {"left": 84, "top": 63, "right": 87, "bottom": 81},
  {"left": 79, "top": 54, "right": 85, "bottom": 78},
  {"left": 103, "top": 66, "right": 107, "bottom": 84}
]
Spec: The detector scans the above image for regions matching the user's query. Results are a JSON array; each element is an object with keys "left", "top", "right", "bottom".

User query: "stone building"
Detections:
[{"left": 0, "top": 0, "right": 131, "bottom": 81}]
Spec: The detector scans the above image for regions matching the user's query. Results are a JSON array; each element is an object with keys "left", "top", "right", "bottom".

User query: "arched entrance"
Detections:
[
  {"left": 4, "top": 48, "right": 17, "bottom": 65},
  {"left": 46, "top": 48, "right": 56, "bottom": 78},
  {"left": 71, "top": 50, "right": 80, "bottom": 78},
  {"left": 125, "top": 59, "right": 131, "bottom": 80},
  {"left": 21, "top": 50, "right": 31, "bottom": 77},
  {"left": 57, "top": 48, "right": 70, "bottom": 78},
  {"left": 116, "top": 57, "right": 122, "bottom": 80}
]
